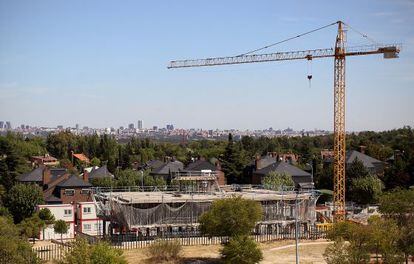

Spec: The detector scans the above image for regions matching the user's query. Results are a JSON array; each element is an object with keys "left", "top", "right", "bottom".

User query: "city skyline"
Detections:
[{"left": 1, "top": 1, "right": 413, "bottom": 131}]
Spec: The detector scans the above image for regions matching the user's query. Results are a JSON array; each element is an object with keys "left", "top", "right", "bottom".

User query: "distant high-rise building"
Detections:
[
  {"left": 137, "top": 120, "right": 143, "bottom": 130},
  {"left": 128, "top": 123, "right": 134, "bottom": 129},
  {"left": 166, "top": 124, "right": 174, "bottom": 130},
  {"left": 5, "top": 121, "right": 11, "bottom": 130},
  {"left": 75, "top": 124, "right": 79, "bottom": 130},
  {"left": 0, "top": 121, "right": 4, "bottom": 129},
  {"left": 153, "top": 126, "right": 158, "bottom": 131},
  {"left": 21, "top": 124, "right": 25, "bottom": 129}
]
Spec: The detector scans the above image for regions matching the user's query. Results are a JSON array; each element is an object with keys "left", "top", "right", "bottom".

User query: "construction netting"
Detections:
[{"left": 105, "top": 195, "right": 318, "bottom": 229}]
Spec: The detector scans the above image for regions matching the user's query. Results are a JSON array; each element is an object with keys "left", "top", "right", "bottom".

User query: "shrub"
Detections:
[
  {"left": 146, "top": 239, "right": 182, "bottom": 263},
  {"left": 58, "top": 238, "right": 126, "bottom": 264},
  {"left": 220, "top": 236, "right": 263, "bottom": 264}
]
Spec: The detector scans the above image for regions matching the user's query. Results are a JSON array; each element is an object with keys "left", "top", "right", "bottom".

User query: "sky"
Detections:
[{"left": 0, "top": 0, "right": 413, "bottom": 131}]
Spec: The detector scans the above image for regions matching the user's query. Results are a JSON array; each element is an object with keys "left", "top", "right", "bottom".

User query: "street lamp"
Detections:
[
  {"left": 306, "top": 162, "right": 314, "bottom": 186},
  {"left": 295, "top": 190, "right": 299, "bottom": 264},
  {"left": 141, "top": 170, "right": 144, "bottom": 190}
]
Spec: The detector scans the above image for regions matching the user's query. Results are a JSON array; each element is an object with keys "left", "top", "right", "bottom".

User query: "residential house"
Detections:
[
  {"left": 38, "top": 204, "right": 75, "bottom": 240},
  {"left": 84, "top": 165, "right": 114, "bottom": 182},
  {"left": 324, "top": 149, "right": 385, "bottom": 175},
  {"left": 150, "top": 160, "right": 184, "bottom": 182},
  {"left": 252, "top": 161, "right": 313, "bottom": 189},
  {"left": 18, "top": 166, "right": 93, "bottom": 204},
  {"left": 183, "top": 159, "right": 226, "bottom": 185},
  {"left": 31, "top": 154, "right": 59, "bottom": 167},
  {"left": 76, "top": 202, "right": 109, "bottom": 236}
]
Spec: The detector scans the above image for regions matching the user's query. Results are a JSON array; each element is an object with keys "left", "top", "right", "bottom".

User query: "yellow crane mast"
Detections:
[{"left": 168, "top": 21, "right": 400, "bottom": 222}]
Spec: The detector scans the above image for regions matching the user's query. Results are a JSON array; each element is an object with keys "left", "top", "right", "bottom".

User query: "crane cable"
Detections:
[
  {"left": 236, "top": 21, "right": 339, "bottom": 56},
  {"left": 341, "top": 21, "right": 380, "bottom": 45}
]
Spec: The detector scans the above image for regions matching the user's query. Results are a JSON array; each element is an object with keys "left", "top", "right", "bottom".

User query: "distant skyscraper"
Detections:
[
  {"left": 128, "top": 123, "right": 134, "bottom": 129},
  {"left": 137, "top": 120, "right": 143, "bottom": 130},
  {"left": 5, "top": 121, "right": 11, "bottom": 130},
  {"left": 75, "top": 124, "right": 79, "bottom": 130},
  {"left": 0, "top": 121, "right": 4, "bottom": 129},
  {"left": 166, "top": 124, "right": 174, "bottom": 130}
]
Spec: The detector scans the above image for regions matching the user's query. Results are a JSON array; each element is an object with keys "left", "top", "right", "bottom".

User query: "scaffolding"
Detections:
[{"left": 93, "top": 185, "right": 319, "bottom": 232}]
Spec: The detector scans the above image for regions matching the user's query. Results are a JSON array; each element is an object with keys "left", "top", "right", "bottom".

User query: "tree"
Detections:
[
  {"left": 0, "top": 216, "right": 41, "bottom": 264},
  {"left": 323, "top": 239, "right": 350, "bottom": 264},
  {"left": 349, "top": 175, "right": 384, "bottom": 204},
  {"left": 219, "top": 134, "right": 246, "bottom": 184},
  {"left": 54, "top": 220, "right": 69, "bottom": 243},
  {"left": 220, "top": 236, "right": 263, "bottom": 264},
  {"left": 263, "top": 171, "right": 294, "bottom": 190},
  {"left": 5, "top": 183, "right": 44, "bottom": 223},
  {"left": 90, "top": 157, "right": 101, "bottom": 167},
  {"left": 379, "top": 189, "right": 414, "bottom": 226},
  {"left": 18, "top": 213, "right": 45, "bottom": 244},
  {"left": 326, "top": 222, "right": 371, "bottom": 264},
  {"left": 58, "top": 238, "right": 126, "bottom": 264},
  {"left": 199, "top": 196, "right": 262, "bottom": 237},
  {"left": 38, "top": 208, "right": 55, "bottom": 240},
  {"left": 367, "top": 216, "right": 404, "bottom": 264},
  {"left": 379, "top": 189, "right": 414, "bottom": 263}
]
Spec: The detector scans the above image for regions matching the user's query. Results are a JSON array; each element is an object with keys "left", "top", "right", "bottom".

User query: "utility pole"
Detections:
[{"left": 295, "top": 190, "right": 299, "bottom": 264}]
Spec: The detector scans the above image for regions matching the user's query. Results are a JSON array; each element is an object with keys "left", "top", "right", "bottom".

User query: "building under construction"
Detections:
[{"left": 93, "top": 171, "right": 319, "bottom": 236}]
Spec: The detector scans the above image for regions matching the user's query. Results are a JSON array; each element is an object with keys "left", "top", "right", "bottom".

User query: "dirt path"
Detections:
[{"left": 123, "top": 239, "right": 330, "bottom": 264}]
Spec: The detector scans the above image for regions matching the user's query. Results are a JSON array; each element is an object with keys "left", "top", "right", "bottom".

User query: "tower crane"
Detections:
[{"left": 168, "top": 21, "right": 400, "bottom": 222}]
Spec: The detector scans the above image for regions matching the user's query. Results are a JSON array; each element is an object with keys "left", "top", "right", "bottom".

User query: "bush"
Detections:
[
  {"left": 58, "top": 238, "right": 126, "bottom": 264},
  {"left": 199, "top": 196, "right": 262, "bottom": 237},
  {"left": 220, "top": 236, "right": 263, "bottom": 264},
  {"left": 146, "top": 239, "right": 182, "bottom": 263}
]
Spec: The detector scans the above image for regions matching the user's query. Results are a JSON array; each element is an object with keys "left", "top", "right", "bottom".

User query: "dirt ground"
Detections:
[{"left": 122, "top": 239, "right": 330, "bottom": 264}]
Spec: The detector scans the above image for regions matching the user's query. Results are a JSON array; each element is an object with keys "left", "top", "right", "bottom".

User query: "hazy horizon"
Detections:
[{"left": 1, "top": 0, "right": 413, "bottom": 131}]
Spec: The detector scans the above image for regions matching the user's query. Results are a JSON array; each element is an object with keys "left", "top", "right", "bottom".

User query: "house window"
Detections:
[
  {"left": 83, "top": 207, "right": 91, "bottom": 214},
  {"left": 81, "top": 189, "right": 90, "bottom": 195},
  {"left": 64, "top": 209, "right": 72, "bottom": 216},
  {"left": 64, "top": 189, "right": 75, "bottom": 196},
  {"left": 83, "top": 224, "right": 91, "bottom": 231}
]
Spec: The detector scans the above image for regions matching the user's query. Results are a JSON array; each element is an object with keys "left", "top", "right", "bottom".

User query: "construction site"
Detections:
[{"left": 93, "top": 172, "right": 319, "bottom": 237}]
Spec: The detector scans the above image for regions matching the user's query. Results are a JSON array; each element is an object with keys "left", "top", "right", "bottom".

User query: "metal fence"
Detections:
[{"left": 33, "top": 226, "right": 328, "bottom": 262}]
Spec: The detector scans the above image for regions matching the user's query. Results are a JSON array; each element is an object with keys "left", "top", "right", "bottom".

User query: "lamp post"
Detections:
[
  {"left": 141, "top": 170, "right": 144, "bottom": 190},
  {"left": 295, "top": 190, "right": 299, "bottom": 264}
]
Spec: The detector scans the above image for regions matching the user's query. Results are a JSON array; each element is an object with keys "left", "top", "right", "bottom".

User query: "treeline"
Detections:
[{"left": 0, "top": 126, "right": 413, "bottom": 191}]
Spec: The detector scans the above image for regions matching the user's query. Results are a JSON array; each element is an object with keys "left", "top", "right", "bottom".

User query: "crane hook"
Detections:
[{"left": 306, "top": 55, "right": 313, "bottom": 88}]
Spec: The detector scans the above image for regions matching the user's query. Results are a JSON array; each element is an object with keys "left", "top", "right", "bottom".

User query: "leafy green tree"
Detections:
[
  {"left": 18, "top": 213, "right": 45, "bottom": 244},
  {"left": 58, "top": 238, "right": 126, "bottom": 264},
  {"left": 220, "top": 236, "right": 263, "bottom": 264},
  {"left": 90, "top": 157, "right": 101, "bottom": 167},
  {"left": 38, "top": 208, "right": 55, "bottom": 240},
  {"left": 349, "top": 175, "right": 384, "bottom": 204},
  {"left": 326, "top": 222, "right": 371, "bottom": 264},
  {"left": 90, "top": 177, "right": 114, "bottom": 187},
  {"left": 379, "top": 189, "right": 414, "bottom": 226},
  {"left": 116, "top": 169, "right": 140, "bottom": 186},
  {"left": 367, "top": 216, "right": 404, "bottom": 264},
  {"left": 199, "top": 196, "right": 262, "bottom": 237},
  {"left": 54, "top": 220, "right": 69, "bottom": 243},
  {"left": 379, "top": 189, "right": 414, "bottom": 263},
  {"left": 263, "top": 171, "right": 294, "bottom": 190},
  {"left": 5, "top": 184, "right": 44, "bottom": 223},
  {"left": 323, "top": 239, "right": 350, "bottom": 264},
  {"left": 0, "top": 216, "right": 41, "bottom": 264},
  {"left": 219, "top": 134, "right": 247, "bottom": 184}
]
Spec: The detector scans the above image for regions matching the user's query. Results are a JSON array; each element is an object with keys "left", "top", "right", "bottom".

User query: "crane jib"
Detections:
[{"left": 168, "top": 44, "right": 400, "bottom": 69}]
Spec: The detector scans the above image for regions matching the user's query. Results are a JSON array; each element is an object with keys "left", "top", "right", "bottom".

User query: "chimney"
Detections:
[
  {"left": 255, "top": 155, "right": 262, "bottom": 170},
  {"left": 42, "top": 166, "right": 51, "bottom": 185},
  {"left": 359, "top": 145, "right": 366, "bottom": 154},
  {"left": 83, "top": 170, "right": 89, "bottom": 183}
]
